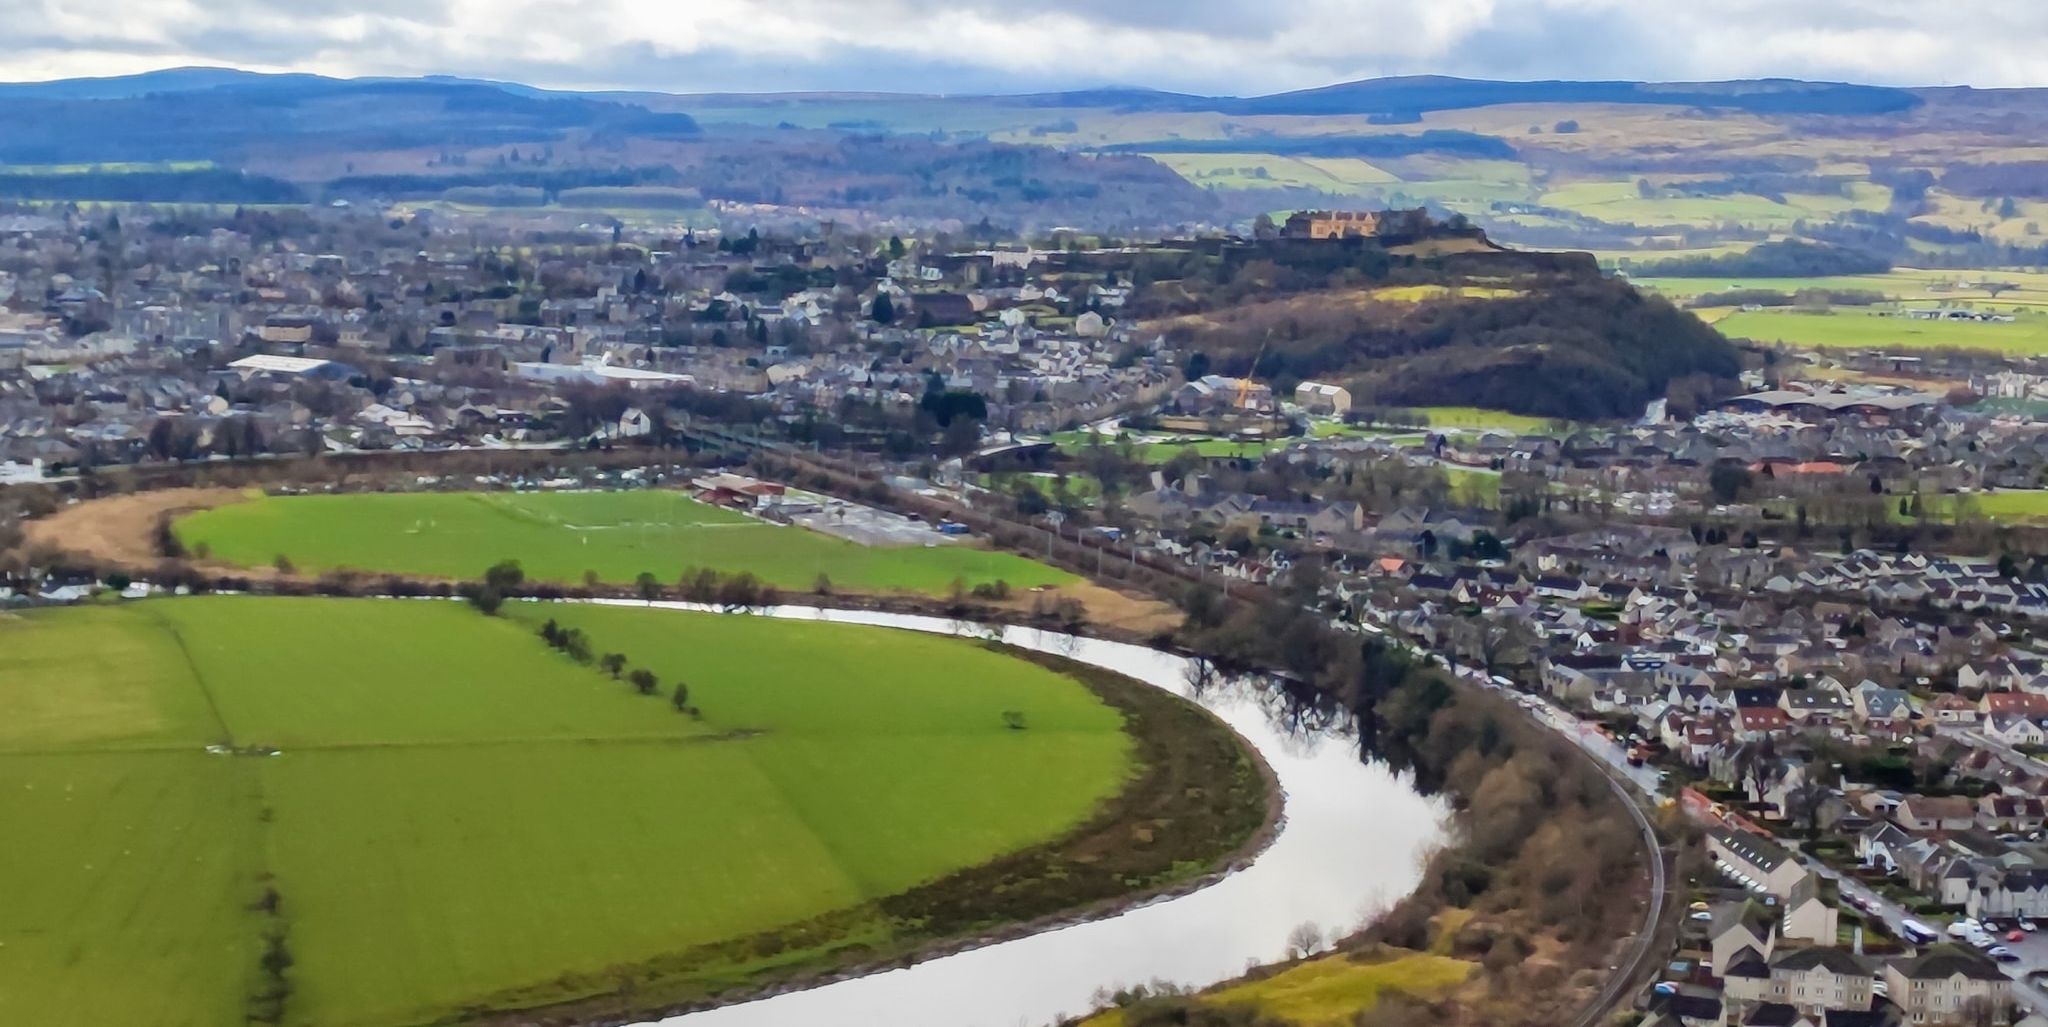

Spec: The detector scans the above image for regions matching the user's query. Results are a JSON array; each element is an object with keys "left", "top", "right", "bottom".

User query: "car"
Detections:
[
  {"left": 1950, "top": 922, "right": 1976, "bottom": 938},
  {"left": 1689, "top": 901, "right": 1710, "bottom": 912},
  {"left": 1972, "top": 935, "right": 1997, "bottom": 950},
  {"left": 2011, "top": 930, "right": 2028, "bottom": 943},
  {"left": 1992, "top": 947, "right": 2022, "bottom": 962},
  {"left": 2024, "top": 919, "right": 2040, "bottom": 932},
  {"left": 1689, "top": 911, "right": 1713, "bottom": 922}
]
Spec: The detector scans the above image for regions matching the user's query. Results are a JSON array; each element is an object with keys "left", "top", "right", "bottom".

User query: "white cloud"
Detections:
[{"left": 2, "top": 0, "right": 2047, "bottom": 93}]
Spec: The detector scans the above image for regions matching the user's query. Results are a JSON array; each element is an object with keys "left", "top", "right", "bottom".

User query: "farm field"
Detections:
[
  {"left": 1713, "top": 308, "right": 2048, "bottom": 356},
  {"left": 1628, "top": 267, "right": 2048, "bottom": 306},
  {"left": 1536, "top": 180, "right": 1888, "bottom": 229},
  {"left": 1142, "top": 152, "right": 1398, "bottom": 191},
  {"left": 173, "top": 489, "right": 1073, "bottom": 594},
  {"left": 0, "top": 597, "right": 1136, "bottom": 1026}
]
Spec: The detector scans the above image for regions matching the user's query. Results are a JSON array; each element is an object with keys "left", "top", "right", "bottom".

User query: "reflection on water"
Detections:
[{"left": 601, "top": 602, "right": 1450, "bottom": 1027}]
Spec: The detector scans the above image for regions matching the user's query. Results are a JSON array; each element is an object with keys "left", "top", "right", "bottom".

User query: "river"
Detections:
[{"left": 600, "top": 602, "right": 1451, "bottom": 1027}]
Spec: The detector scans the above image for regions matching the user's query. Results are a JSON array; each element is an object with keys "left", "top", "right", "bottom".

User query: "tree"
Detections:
[
  {"left": 635, "top": 571, "right": 663, "bottom": 603},
  {"left": 1001, "top": 710, "right": 1028, "bottom": 730},
  {"left": 870, "top": 292, "right": 895, "bottom": 324},
  {"left": 1708, "top": 463, "right": 1753, "bottom": 503},
  {"left": 887, "top": 235, "right": 906, "bottom": 259},
  {"left": 628, "top": 668, "right": 658, "bottom": 696},
  {"left": 1285, "top": 921, "right": 1325, "bottom": 958},
  {"left": 483, "top": 560, "right": 524, "bottom": 595},
  {"left": 561, "top": 628, "right": 593, "bottom": 663},
  {"left": 463, "top": 583, "right": 505, "bottom": 616},
  {"left": 599, "top": 652, "right": 626, "bottom": 680},
  {"left": 670, "top": 680, "right": 691, "bottom": 712}
]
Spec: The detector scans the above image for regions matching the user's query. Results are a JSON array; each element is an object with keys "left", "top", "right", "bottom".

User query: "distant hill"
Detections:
[
  {"left": 1215, "top": 75, "right": 1924, "bottom": 117},
  {"left": 0, "top": 79, "right": 698, "bottom": 165}
]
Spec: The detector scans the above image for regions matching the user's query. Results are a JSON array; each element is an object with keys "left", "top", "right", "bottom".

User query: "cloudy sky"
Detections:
[{"left": 5, "top": 0, "right": 2048, "bottom": 95}]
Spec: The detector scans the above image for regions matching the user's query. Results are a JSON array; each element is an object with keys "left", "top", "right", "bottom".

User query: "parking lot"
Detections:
[{"left": 786, "top": 491, "right": 963, "bottom": 548}]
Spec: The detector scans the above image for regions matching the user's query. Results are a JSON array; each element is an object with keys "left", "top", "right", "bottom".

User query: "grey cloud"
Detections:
[{"left": 6, "top": 0, "right": 2048, "bottom": 93}]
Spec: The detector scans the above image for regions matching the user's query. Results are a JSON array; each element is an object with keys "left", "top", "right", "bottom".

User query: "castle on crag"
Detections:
[{"left": 1282, "top": 210, "right": 1383, "bottom": 239}]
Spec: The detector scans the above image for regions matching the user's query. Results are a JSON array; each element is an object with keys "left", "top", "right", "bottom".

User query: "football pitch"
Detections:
[{"left": 173, "top": 489, "right": 1074, "bottom": 595}]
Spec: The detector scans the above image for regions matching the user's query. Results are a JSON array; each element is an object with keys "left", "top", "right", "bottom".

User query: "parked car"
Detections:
[
  {"left": 2009, "top": 930, "right": 2027, "bottom": 943},
  {"left": 2023, "top": 918, "right": 2040, "bottom": 932},
  {"left": 1992, "top": 947, "right": 2021, "bottom": 962}
]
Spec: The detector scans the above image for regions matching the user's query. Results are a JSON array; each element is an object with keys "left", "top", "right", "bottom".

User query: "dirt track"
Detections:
[{"left": 23, "top": 487, "right": 248, "bottom": 567}]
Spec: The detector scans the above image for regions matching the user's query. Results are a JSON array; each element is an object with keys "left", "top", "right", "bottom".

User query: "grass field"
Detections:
[
  {"left": 0, "top": 597, "right": 1134, "bottom": 1026},
  {"left": 1143, "top": 152, "right": 1398, "bottom": 192},
  {"left": 1536, "top": 180, "right": 1887, "bottom": 229},
  {"left": 1083, "top": 950, "right": 1474, "bottom": 1026},
  {"left": 1714, "top": 308, "right": 2048, "bottom": 356},
  {"left": 1900, "top": 490, "right": 2048, "bottom": 525},
  {"left": 173, "top": 490, "right": 1073, "bottom": 595},
  {"left": 1409, "top": 406, "right": 1567, "bottom": 433},
  {"left": 1629, "top": 267, "right": 2048, "bottom": 307}
]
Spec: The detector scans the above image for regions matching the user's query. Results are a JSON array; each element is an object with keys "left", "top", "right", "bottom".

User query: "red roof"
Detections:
[
  {"left": 1984, "top": 693, "right": 2048, "bottom": 715},
  {"left": 1737, "top": 707, "right": 1793, "bottom": 731}
]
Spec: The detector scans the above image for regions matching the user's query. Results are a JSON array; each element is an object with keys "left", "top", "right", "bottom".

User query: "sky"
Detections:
[{"left": 5, "top": 0, "right": 2048, "bottom": 95}]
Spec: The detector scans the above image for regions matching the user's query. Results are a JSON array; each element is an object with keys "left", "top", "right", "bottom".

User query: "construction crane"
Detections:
[{"left": 1236, "top": 335, "right": 1269, "bottom": 412}]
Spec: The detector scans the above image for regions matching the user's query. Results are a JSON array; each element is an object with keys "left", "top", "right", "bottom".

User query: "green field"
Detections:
[
  {"left": 1897, "top": 490, "right": 2048, "bottom": 525},
  {"left": 1409, "top": 406, "right": 1567, "bottom": 433},
  {"left": 1714, "top": 308, "right": 2048, "bottom": 355},
  {"left": 174, "top": 490, "right": 1073, "bottom": 594},
  {"left": 1629, "top": 267, "right": 2048, "bottom": 306},
  {"left": 1536, "top": 180, "right": 1887, "bottom": 229},
  {"left": 0, "top": 597, "right": 1134, "bottom": 1026},
  {"left": 1144, "top": 152, "right": 1399, "bottom": 192}
]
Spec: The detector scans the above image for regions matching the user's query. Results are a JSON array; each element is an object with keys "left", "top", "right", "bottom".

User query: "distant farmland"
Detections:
[
  {"left": 0, "top": 597, "right": 1135, "bottom": 1026},
  {"left": 174, "top": 490, "right": 1073, "bottom": 594},
  {"left": 1714, "top": 308, "right": 2048, "bottom": 356}
]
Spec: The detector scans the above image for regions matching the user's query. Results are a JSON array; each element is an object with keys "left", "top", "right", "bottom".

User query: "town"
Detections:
[{"left": 10, "top": 169, "right": 2048, "bottom": 1027}]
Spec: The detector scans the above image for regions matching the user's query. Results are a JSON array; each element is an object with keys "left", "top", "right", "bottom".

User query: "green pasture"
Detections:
[
  {"left": 0, "top": 597, "right": 1132, "bottom": 1026},
  {"left": 173, "top": 490, "right": 1072, "bottom": 594},
  {"left": 1714, "top": 308, "right": 2048, "bottom": 356},
  {"left": 1407, "top": 406, "right": 1566, "bottom": 433}
]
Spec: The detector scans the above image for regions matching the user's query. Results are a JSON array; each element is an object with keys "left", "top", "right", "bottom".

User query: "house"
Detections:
[
  {"left": 1984, "top": 713, "right": 2048, "bottom": 749},
  {"left": 1930, "top": 694, "right": 1981, "bottom": 725},
  {"left": 1896, "top": 795, "right": 1980, "bottom": 834},
  {"left": 1736, "top": 707, "right": 1795, "bottom": 740},
  {"left": 1712, "top": 899, "right": 1781, "bottom": 975},
  {"left": 1723, "top": 948, "right": 1876, "bottom": 1015},
  {"left": 1883, "top": 947, "right": 2012, "bottom": 1024},
  {"left": 1968, "top": 866, "right": 2048, "bottom": 919},
  {"left": 1707, "top": 828, "right": 1838, "bottom": 944},
  {"left": 1853, "top": 684, "right": 1913, "bottom": 724},
  {"left": 1293, "top": 381, "right": 1352, "bottom": 417},
  {"left": 1979, "top": 795, "right": 2048, "bottom": 831}
]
